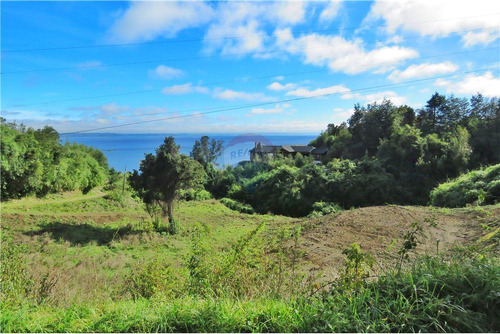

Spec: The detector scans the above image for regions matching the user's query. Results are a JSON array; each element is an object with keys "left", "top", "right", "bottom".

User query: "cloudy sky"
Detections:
[{"left": 1, "top": 0, "right": 499, "bottom": 134}]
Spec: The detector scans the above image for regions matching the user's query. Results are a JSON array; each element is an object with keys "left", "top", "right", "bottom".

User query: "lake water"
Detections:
[{"left": 62, "top": 133, "right": 317, "bottom": 171}]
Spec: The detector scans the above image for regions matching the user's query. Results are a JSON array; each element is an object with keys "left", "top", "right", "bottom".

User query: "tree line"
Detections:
[
  {"left": 1, "top": 119, "right": 109, "bottom": 199},
  {"left": 198, "top": 92, "right": 499, "bottom": 216}
]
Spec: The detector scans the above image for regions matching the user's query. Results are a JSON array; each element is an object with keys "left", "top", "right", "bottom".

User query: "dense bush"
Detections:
[
  {"left": 220, "top": 197, "right": 255, "bottom": 214},
  {"left": 1, "top": 121, "right": 108, "bottom": 199},
  {"left": 430, "top": 164, "right": 500, "bottom": 207},
  {"left": 307, "top": 201, "right": 342, "bottom": 218},
  {"left": 179, "top": 189, "right": 212, "bottom": 201}
]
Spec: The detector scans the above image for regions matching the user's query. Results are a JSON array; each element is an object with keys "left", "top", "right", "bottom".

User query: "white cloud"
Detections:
[
  {"left": 76, "top": 60, "right": 104, "bottom": 70},
  {"left": 462, "top": 29, "right": 500, "bottom": 47},
  {"left": 286, "top": 85, "right": 351, "bottom": 98},
  {"left": 202, "top": 2, "right": 307, "bottom": 55},
  {"left": 107, "top": 1, "right": 213, "bottom": 42},
  {"left": 162, "top": 83, "right": 209, "bottom": 95},
  {"left": 267, "top": 82, "right": 297, "bottom": 91},
  {"left": 100, "top": 103, "right": 129, "bottom": 116},
  {"left": 332, "top": 107, "right": 355, "bottom": 120},
  {"left": 385, "top": 35, "right": 404, "bottom": 44},
  {"left": 212, "top": 88, "right": 273, "bottom": 101},
  {"left": 250, "top": 103, "right": 290, "bottom": 114},
  {"left": 388, "top": 62, "right": 458, "bottom": 82},
  {"left": 106, "top": 1, "right": 416, "bottom": 74},
  {"left": 365, "top": 0, "right": 500, "bottom": 47},
  {"left": 273, "top": 2, "right": 307, "bottom": 25},
  {"left": 149, "top": 65, "right": 183, "bottom": 80},
  {"left": 434, "top": 71, "right": 500, "bottom": 97},
  {"left": 96, "top": 118, "right": 110, "bottom": 125},
  {"left": 275, "top": 28, "right": 418, "bottom": 74},
  {"left": 342, "top": 91, "right": 408, "bottom": 105},
  {"left": 67, "top": 103, "right": 169, "bottom": 119},
  {"left": 1, "top": 109, "right": 67, "bottom": 121},
  {"left": 320, "top": 0, "right": 342, "bottom": 22}
]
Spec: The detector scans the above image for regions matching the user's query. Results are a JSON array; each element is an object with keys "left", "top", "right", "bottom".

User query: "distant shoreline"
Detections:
[{"left": 62, "top": 132, "right": 318, "bottom": 170}]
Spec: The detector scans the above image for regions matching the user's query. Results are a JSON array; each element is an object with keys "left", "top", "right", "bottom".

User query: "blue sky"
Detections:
[{"left": 1, "top": 0, "right": 499, "bottom": 134}]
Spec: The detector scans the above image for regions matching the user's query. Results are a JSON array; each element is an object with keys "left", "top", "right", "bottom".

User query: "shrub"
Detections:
[
  {"left": 307, "top": 201, "right": 342, "bottom": 218},
  {"left": 179, "top": 189, "right": 212, "bottom": 201},
  {"left": 220, "top": 198, "right": 255, "bottom": 214},
  {"left": 430, "top": 164, "right": 500, "bottom": 207},
  {"left": 104, "top": 189, "right": 124, "bottom": 204},
  {"left": 127, "top": 258, "right": 181, "bottom": 300},
  {"left": 0, "top": 122, "right": 108, "bottom": 199}
]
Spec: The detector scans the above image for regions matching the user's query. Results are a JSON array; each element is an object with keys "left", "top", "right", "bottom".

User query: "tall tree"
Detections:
[
  {"left": 420, "top": 92, "right": 447, "bottom": 134},
  {"left": 190, "top": 136, "right": 224, "bottom": 166},
  {"left": 130, "top": 137, "right": 205, "bottom": 234}
]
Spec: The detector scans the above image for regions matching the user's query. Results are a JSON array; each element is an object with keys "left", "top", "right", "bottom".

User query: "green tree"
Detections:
[
  {"left": 0, "top": 121, "right": 108, "bottom": 199},
  {"left": 190, "top": 136, "right": 224, "bottom": 167},
  {"left": 130, "top": 137, "right": 205, "bottom": 234},
  {"left": 417, "top": 92, "right": 447, "bottom": 135},
  {"left": 466, "top": 95, "right": 500, "bottom": 167}
]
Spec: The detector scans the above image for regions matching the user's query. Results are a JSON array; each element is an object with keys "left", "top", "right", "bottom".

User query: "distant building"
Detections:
[{"left": 249, "top": 142, "right": 328, "bottom": 162}]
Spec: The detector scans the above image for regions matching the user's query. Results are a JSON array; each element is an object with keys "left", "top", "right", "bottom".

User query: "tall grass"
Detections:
[{"left": 2, "top": 241, "right": 498, "bottom": 332}]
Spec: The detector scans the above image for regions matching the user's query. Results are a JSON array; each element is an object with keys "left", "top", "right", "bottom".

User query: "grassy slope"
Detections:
[
  {"left": 1, "top": 190, "right": 499, "bottom": 332},
  {"left": 1, "top": 191, "right": 297, "bottom": 306}
]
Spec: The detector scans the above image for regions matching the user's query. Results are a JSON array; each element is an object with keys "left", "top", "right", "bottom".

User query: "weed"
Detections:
[
  {"left": 186, "top": 224, "right": 211, "bottom": 296},
  {"left": 127, "top": 258, "right": 181, "bottom": 300},
  {"left": 0, "top": 242, "right": 32, "bottom": 307},
  {"left": 397, "top": 221, "right": 425, "bottom": 273},
  {"left": 339, "top": 243, "right": 374, "bottom": 291}
]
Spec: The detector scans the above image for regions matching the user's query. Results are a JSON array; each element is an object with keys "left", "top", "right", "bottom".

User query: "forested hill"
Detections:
[
  {"left": 1, "top": 119, "right": 109, "bottom": 199},
  {"left": 204, "top": 93, "right": 499, "bottom": 216},
  {"left": 310, "top": 92, "right": 499, "bottom": 168}
]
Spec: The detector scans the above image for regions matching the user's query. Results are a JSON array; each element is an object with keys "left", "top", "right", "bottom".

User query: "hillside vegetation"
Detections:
[
  {"left": 204, "top": 93, "right": 499, "bottom": 216},
  {"left": 1, "top": 120, "right": 108, "bottom": 199},
  {"left": 1, "top": 190, "right": 499, "bottom": 332},
  {"left": 431, "top": 164, "right": 500, "bottom": 207}
]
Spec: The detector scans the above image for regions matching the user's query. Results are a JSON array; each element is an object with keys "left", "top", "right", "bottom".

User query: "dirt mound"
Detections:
[{"left": 299, "top": 205, "right": 498, "bottom": 280}]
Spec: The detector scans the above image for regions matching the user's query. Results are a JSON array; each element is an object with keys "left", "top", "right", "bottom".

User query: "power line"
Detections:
[
  {"left": 2, "top": 27, "right": 498, "bottom": 75},
  {"left": 2, "top": 13, "right": 499, "bottom": 53},
  {"left": 4, "top": 69, "right": 327, "bottom": 109},
  {"left": 4, "top": 47, "right": 498, "bottom": 110},
  {"left": 59, "top": 66, "right": 498, "bottom": 135}
]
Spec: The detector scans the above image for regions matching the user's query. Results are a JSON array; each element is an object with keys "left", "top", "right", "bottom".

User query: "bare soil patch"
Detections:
[{"left": 299, "top": 205, "right": 499, "bottom": 280}]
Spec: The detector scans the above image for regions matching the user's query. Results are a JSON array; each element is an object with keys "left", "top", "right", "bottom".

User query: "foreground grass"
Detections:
[
  {"left": 2, "top": 190, "right": 499, "bottom": 332},
  {"left": 2, "top": 255, "right": 498, "bottom": 332}
]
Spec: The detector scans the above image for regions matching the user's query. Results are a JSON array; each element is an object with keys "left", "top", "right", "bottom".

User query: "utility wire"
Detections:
[
  {"left": 2, "top": 27, "right": 498, "bottom": 75},
  {"left": 2, "top": 13, "right": 499, "bottom": 53},
  {"left": 60, "top": 66, "right": 498, "bottom": 135},
  {"left": 4, "top": 69, "right": 328, "bottom": 108},
  {"left": 4, "top": 47, "right": 498, "bottom": 110}
]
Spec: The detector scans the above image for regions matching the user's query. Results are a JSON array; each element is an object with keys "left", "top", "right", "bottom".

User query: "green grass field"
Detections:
[{"left": 1, "top": 190, "right": 499, "bottom": 332}]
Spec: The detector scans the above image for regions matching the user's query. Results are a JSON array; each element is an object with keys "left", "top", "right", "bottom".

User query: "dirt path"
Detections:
[{"left": 298, "top": 205, "right": 499, "bottom": 280}]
